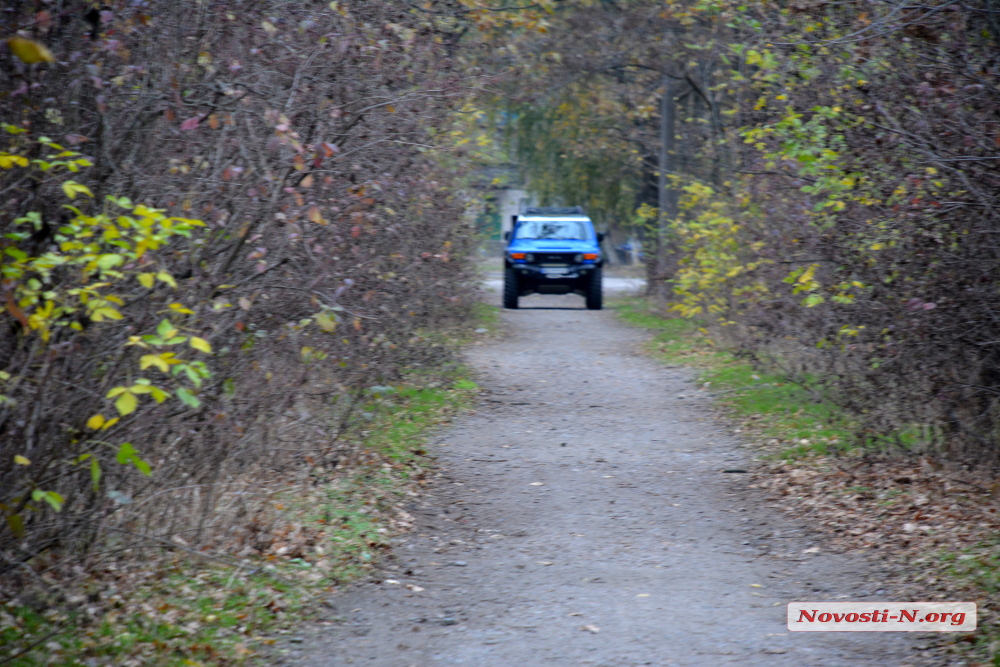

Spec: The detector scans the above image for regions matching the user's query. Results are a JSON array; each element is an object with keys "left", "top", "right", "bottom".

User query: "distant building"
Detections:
[{"left": 497, "top": 188, "right": 533, "bottom": 238}]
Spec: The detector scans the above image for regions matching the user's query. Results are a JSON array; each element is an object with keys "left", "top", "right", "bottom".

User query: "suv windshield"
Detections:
[{"left": 515, "top": 219, "right": 589, "bottom": 240}]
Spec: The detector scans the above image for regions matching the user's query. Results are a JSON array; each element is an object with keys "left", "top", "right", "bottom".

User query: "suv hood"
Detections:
[{"left": 507, "top": 239, "right": 598, "bottom": 252}]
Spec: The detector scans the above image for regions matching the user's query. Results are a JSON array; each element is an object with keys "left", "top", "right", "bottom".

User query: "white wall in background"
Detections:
[{"left": 497, "top": 189, "right": 532, "bottom": 237}]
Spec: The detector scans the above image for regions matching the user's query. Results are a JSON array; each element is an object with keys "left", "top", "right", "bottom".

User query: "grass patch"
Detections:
[
  {"left": 2, "top": 562, "right": 307, "bottom": 666},
  {"left": 1, "top": 376, "right": 479, "bottom": 666},
  {"left": 614, "top": 297, "right": 853, "bottom": 458}
]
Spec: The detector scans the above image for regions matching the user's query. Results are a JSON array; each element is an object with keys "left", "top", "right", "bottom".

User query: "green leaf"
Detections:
[
  {"left": 96, "top": 254, "right": 124, "bottom": 270},
  {"left": 183, "top": 366, "right": 202, "bottom": 387},
  {"left": 155, "top": 319, "right": 178, "bottom": 339},
  {"left": 90, "top": 457, "right": 102, "bottom": 491},
  {"left": 176, "top": 387, "right": 201, "bottom": 409},
  {"left": 5, "top": 513, "right": 25, "bottom": 538},
  {"left": 138, "top": 273, "right": 156, "bottom": 288},
  {"left": 4, "top": 247, "right": 28, "bottom": 262},
  {"left": 803, "top": 294, "right": 825, "bottom": 308},
  {"left": 31, "top": 489, "right": 64, "bottom": 511},
  {"left": 116, "top": 443, "right": 136, "bottom": 465},
  {"left": 116, "top": 443, "right": 152, "bottom": 477}
]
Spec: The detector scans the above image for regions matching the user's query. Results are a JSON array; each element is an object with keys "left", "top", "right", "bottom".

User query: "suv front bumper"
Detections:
[{"left": 510, "top": 264, "right": 596, "bottom": 281}]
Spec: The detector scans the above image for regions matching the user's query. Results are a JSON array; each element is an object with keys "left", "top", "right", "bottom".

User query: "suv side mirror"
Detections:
[
  {"left": 597, "top": 232, "right": 606, "bottom": 242},
  {"left": 503, "top": 231, "right": 511, "bottom": 241}
]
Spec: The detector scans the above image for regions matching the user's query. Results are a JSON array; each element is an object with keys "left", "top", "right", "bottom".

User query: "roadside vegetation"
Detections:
[
  {"left": 0, "top": 1, "right": 517, "bottom": 663},
  {"left": 615, "top": 297, "right": 1000, "bottom": 663},
  {"left": 1, "top": 368, "right": 481, "bottom": 665},
  {"left": 3, "top": 0, "right": 1000, "bottom": 663},
  {"left": 617, "top": 298, "right": 854, "bottom": 459},
  {"left": 485, "top": 0, "right": 1000, "bottom": 466},
  {"left": 483, "top": 5, "right": 1000, "bottom": 656}
]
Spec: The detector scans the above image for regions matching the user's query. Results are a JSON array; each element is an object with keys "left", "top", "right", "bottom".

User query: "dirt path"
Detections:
[{"left": 287, "top": 292, "right": 924, "bottom": 666}]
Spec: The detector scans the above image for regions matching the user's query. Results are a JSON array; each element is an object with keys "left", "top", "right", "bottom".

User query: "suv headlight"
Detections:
[
  {"left": 573, "top": 254, "right": 583, "bottom": 262},
  {"left": 525, "top": 253, "right": 535, "bottom": 262}
]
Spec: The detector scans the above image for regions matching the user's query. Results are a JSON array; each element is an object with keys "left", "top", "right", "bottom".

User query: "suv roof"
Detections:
[{"left": 522, "top": 206, "right": 586, "bottom": 216}]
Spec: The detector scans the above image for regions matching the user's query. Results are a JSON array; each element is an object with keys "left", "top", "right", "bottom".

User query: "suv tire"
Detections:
[
  {"left": 503, "top": 268, "right": 520, "bottom": 309},
  {"left": 585, "top": 267, "right": 603, "bottom": 310}
]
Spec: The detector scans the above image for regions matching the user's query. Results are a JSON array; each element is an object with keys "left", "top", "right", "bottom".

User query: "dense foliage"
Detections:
[
  {"left": 493, "top": 0, "right": 1000, "bottom": 464},
  {"left": 0, "top": 0, "right": 497, "bottom": 589}
]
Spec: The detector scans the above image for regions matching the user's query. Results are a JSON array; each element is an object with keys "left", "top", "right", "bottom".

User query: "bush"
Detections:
[{"left": 0, "top": 1, "right": 479, "bottom": 590}]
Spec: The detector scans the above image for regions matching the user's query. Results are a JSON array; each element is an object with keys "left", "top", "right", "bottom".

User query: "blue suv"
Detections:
[{"left": 503, "top": 207, "right": 604, "bottom": 310}]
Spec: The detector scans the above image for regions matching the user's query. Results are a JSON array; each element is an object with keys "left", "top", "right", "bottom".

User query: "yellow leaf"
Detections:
[
  {"left": 870, "top": 242, "right": 884, "bottom": 250},
  {"left": 0, "top": 153, "right": 29, "bottom": 169},
  {"left": 189, "top": 337, "right": 213, "bottom": 353},
  {"left": 101, "top": 417, "right": 120, "bottom": 430},
  {"left": 138, "top": 273, "right": 156, "bottom": 288},
  {"left": 307, "top": 206, "right": 326, "bottom": 225},
  {"left": 140, "top": 354, "right": 170, "bottom": 372},
  {"left": 7, "top": 37, "right": 55, "bottom": 64},
  {"left": 61, "top": 180, "right": 93, "bottom": 200},
  {"left": 14, "top": 455, "right": 30, "bottom": 466},
  {"left": 157, "top": 272, "right": 177, "bottom": 288},
  {"left": 86, "top": 414, "right": 106, "bottom": 430},
  {"left": 169, "top": 302, "right": 195, "bottom": 315},
  {"left": 115, "top": 391, "right": 138, "bottom": 416},
  {"left": 90, "top": 307, "right": 123, "bottom": 322},
  {"left": 315, "top": 312, "right": 337, "bottom": 332},
  {"left": 797, "top": 264, "right": 817, "bottom": 285}
]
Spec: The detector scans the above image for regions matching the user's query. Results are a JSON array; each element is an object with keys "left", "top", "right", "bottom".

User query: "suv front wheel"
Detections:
[
  {"left": 503, "top": 267, "right": 520, "bottom": 309},
  {"left": 585, "top": 267, "right": 603, "bottom": 310}
]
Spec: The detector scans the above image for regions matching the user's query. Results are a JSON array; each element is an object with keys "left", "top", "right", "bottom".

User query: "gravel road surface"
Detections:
[{"left": 288, "top": 290, "right": 924, "bottom": 666}]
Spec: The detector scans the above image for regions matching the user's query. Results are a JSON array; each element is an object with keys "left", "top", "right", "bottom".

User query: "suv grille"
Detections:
[{"left": 533, "top": 252, "right": 574, "bottom": 264}]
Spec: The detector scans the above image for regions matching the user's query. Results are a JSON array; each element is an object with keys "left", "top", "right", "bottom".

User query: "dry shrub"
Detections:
[
  {"left": 713, "top": 0, "right": 1000, "bottom": 465},
  {"left": 0, "top": 0, "right": 482, "bottom": 593}
]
